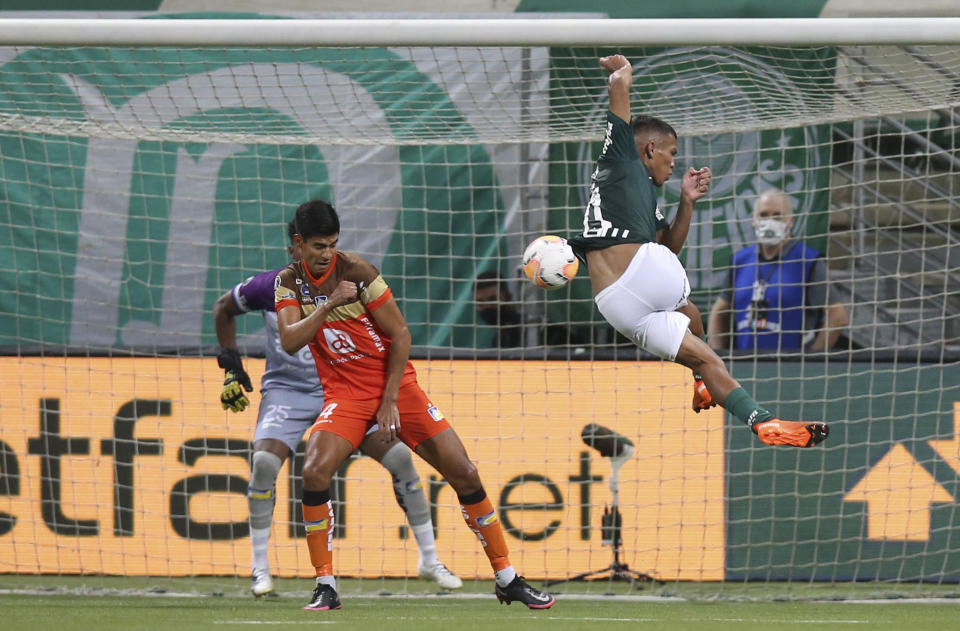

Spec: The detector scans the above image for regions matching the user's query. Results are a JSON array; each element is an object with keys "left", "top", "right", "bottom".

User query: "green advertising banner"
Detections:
[
  {"left": 726, "top": 361, "right": 960, "bottom": 581},
  {"left": 0, "top": 9, "right": 841, "bottom": 352},
  {"left": 516, "top": 0, "right": 831, "bottom": 18},
  {"left": 0, "top": 21, "right": 523, "bottom": 351}
]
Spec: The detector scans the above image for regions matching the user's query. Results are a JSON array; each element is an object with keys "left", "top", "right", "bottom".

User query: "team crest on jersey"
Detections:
[
  {"left": 655, "top": 205, "right": 665, "bottom": 221},
  {"left": 427, "top": 405, "right": 445, "bottom": 422},
  {"left": 323, "top": 327, "right": 357, "bottom": 354},
  {"left": 300, "top": 284, "right": 311, "bottom": 297}
]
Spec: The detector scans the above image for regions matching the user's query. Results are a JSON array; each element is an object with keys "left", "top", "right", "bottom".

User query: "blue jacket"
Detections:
[{"left": 730, "top": 241, "right": 822, "bottom": 351}]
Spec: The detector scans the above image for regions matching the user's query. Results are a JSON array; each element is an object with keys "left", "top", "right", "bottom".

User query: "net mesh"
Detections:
[{"left": 0, "top": 36, "right": 958, "bottom": 599}]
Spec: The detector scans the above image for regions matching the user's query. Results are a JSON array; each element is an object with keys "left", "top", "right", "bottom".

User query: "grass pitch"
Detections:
[{"left": 3, "top": 576, "right": 960, "bottom": 631}]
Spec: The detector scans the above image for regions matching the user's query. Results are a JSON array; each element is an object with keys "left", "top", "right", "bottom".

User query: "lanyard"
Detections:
[{"left": 754, "top": 240, "right": 795, "bottom": 288}]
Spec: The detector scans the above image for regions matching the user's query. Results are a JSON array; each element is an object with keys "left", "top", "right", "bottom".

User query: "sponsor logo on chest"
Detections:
[{"left": 323, "top": 328, "right": 357, "bottom": 354}]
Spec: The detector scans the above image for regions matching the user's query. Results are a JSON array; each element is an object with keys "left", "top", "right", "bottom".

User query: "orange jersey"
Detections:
[{"left": 274, "top": 251, "right": 417, "bottom": 400}]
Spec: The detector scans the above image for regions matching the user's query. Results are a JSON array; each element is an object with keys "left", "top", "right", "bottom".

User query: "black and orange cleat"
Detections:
[
  {"left": 753, "top": 419, "right": 829, "bottom": 448},
  {"left": 495, "top": 576, "right": 555, "bottom": 610}
]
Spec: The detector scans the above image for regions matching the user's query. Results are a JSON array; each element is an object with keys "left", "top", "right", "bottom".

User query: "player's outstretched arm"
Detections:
[
  {"left": 600, "top": 54, "right": 632, "bottom": 123},
  {"left": 212, "top": 290, "right": 253, "bottom": 412},
  {"left": 659, "top": 166, "right": 712, "bottom": 254}
]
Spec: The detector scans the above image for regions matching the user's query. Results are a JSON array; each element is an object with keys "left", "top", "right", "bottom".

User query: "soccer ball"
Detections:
[{"left": 522, "top": 235, "right": 579, "bottom": 290}]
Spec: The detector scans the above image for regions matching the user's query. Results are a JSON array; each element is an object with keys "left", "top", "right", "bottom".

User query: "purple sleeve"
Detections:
[{"left": 232, "top": 268, "right": 285, "bottom": 313}]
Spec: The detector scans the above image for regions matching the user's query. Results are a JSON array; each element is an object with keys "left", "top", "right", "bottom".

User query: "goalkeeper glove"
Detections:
[{"left": 217, "top": 348, "right": 253, "bottom": 412}]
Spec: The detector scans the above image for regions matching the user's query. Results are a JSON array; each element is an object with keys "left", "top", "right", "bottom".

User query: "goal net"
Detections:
[{"left": 1, "top": 16, "right": 959, "bottom": 600}]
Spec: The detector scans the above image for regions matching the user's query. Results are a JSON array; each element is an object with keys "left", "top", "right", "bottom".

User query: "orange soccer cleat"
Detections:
[
  {"left": 692, "top": 378, "right": 717, "bottom": 413},
  {"left": 752, "top": 419, "right": 829, "bottom": 448}
]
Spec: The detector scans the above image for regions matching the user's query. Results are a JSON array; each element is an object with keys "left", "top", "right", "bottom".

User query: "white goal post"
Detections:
[{"left": 0, "top": 16, "right": 958, "bottom": 599}]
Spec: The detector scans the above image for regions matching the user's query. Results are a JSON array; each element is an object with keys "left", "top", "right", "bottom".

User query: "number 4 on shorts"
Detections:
[{"left": 315, "top": 402, "right": 338, "bottom": 424}]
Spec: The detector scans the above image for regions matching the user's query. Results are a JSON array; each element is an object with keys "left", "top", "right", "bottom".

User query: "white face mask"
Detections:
[{"left": 754, "top": 218, "right": 789, "bottom": 246}]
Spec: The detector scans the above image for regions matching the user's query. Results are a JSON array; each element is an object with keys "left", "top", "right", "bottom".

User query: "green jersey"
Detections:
[{"left": 568, "top": 111, "right": 669, "bottom": 262}]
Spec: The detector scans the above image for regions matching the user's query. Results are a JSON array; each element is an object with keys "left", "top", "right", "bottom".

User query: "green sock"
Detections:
[{"left": 724, "top": 387, "right": 775, "bottom": 427}]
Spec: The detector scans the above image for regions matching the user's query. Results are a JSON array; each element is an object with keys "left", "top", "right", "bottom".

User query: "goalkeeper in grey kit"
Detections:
[
  {"left": 212, "top": 221, "right": 461, "bottom": 597},
  {"left": 568, "top": 55, "right": 828, "bottom": 448}
]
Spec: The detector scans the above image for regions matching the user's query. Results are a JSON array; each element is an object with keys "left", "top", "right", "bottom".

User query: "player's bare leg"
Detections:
[
  {"left": 676, "top": 302, "right": 717, "bottom": 412},
  {"left": 415, "top": 428, "right": 555, "bottom": 609},
  {"left": 248, "top": 438, "right": 290, "bottom": 597},
  {"left": 674, "top": 331, "right": 828, "bottom": 447},
  {"left": 301, "top": 430, "right": 356, "bottom": 611},
  {"left": 359, "top": 434, "right": 462, "bottom": 589}
]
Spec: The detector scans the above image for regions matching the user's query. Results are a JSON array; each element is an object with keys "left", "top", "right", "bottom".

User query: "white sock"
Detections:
[
  {"left": 250, "top": 525, "right": 271, "bottom": 571},
  {"left": 495, "top": 566, "right": 517, "bottom": 588},
  {"left": 317, "top": 575, "right": 337, "bottom": 590},
  {"left": 411, "top": 522, "right": 438, "bottom": 568}
]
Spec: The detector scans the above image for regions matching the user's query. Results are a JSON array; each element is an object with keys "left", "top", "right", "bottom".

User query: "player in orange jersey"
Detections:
[{"left": 274, "top": 199, "right": 555, "bottom": 612}]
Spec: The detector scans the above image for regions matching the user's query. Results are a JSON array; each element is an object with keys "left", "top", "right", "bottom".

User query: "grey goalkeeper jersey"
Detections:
[{"left": 231, "top": 267, "right": 322, "bottom": 394}]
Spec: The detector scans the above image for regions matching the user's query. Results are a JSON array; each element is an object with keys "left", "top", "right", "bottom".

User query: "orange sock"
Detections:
[
  {"left": 302, "top": 493, "right": 335, "bottom": 578},
  {"left": 460, "top": 489, "right": 510, "bottom": 572}
]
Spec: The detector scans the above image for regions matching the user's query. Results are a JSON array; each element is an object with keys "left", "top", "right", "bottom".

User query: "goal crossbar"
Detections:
[{"left": 1, "top": 17, "right": 960, "bottom": 47}]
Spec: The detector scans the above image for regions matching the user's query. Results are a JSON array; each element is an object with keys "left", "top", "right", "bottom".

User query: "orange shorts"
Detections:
[{"left": 308, "top": 382, "right": 450, "bottom": 450}]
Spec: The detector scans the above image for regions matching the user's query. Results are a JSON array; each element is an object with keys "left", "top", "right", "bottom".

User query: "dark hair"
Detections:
[
  {"left": 630, "top": 115, "right": 677, "bottom": 141},
  {"left": 294, "top": 200, "right": 340, "bottom": 241},
  {"left": 475, "top": 270, "right": 508, "bottom": 293},
  {"left": 287, "top": 218, "right": 297, "bottom": 243}
]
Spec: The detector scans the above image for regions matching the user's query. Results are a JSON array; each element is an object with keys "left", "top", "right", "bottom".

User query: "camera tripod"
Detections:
[{"left": 545, "top": 448, "right": 663, "bottom": 588}]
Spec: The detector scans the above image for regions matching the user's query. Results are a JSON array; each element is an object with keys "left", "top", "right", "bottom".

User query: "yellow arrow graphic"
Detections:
[
  {"left": 844, "top": 443, "right": 953, "bottom": 541},
  {"left": 927, "top": 402, "right": 960, "bottom": 476}
]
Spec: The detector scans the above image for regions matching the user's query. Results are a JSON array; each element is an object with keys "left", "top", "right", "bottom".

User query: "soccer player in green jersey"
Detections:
[{"left": 568, "top": 55, "right": 828, "bottom": 448}]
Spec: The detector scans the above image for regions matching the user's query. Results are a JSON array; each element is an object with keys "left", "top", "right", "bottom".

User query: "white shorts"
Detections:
[{"left": 594, "top": 242, "right": 691, "bottom": 361}]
